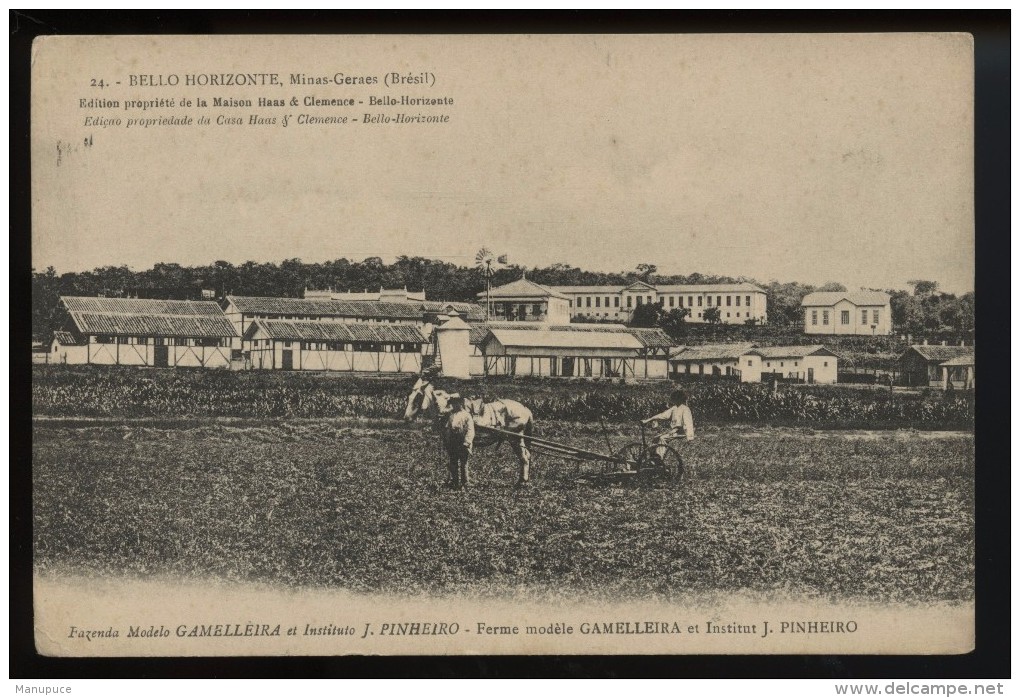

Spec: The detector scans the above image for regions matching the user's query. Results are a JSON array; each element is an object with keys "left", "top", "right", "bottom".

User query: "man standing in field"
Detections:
[
  {"left": 444, "top": 396, "right": 475, "bottom": 491},
  {"left": 642, "top": 389, "right": 695, "bottom": 454}
]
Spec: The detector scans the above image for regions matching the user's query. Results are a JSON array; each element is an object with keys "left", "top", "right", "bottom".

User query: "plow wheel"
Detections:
[
  {"left": 639, "top": 444, "right": 685, "bottom": 484},
  {"left": 612, "top": 442, "right": 647, "bottom": 474}
]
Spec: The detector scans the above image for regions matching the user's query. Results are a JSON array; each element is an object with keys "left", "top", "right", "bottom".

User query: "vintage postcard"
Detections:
[{"left": 31, "top": 33, "right": 974, "bottom": 657}]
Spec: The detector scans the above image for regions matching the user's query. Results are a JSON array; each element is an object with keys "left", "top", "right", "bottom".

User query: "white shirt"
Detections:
[{"left": 647, "top": 404, "right": 695, "bottom": 441}]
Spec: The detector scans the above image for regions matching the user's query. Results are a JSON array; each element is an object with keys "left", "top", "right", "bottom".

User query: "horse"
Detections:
[{"left": 402, "top": 375, "right": 536, "bottom": 484}]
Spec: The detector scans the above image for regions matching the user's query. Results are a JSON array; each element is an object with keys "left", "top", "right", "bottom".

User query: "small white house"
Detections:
[
  {"left": 670, "top": 343, "right": 840, "bottom": 384},
  {"left": 801, "top": 291, "right": 892, "bottom": 336},
  {"left": 753, "top": 346, "right": 840, "bottom": 384}
]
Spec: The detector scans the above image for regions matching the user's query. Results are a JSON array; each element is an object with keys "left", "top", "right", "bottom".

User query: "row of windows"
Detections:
[
  {"left": 251, "top": 339, "right": 419, "bottom": 352},
  {"left": 568, "top": 294, "right": 756, "bottom": 310},
  {"left": 809, "top": 309, "right": 880, "bottom": 326},
  {"left": 92, "top": 335, "right": 230, "bottom": 347}
]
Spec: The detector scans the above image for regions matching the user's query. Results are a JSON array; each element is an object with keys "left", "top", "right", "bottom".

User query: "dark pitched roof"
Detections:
[
  {"left": 69, "top": 312, "right": 237, "bottom": 338},
  {"left": 61, "top": 296, "right": 224, "bottom": 316},
  {"left": 226, "top": 296, "right": 484, "bottom": 321},
  {"left": 669, "top": 343, "right": 756, "bottom": 361},
  {"left": 52, "top": 331, "right": 81, "bottom": 346},
  {"left": 60, "top": 296, "right": 237, "bottom": 338},
  {"left": 246, "top": 320, "right": 427, "bottom": 344},
  {"left": 902, "top": 345, "right": 974, "bottom": 363},
  {"left": 754, "top": 345, "right": 837, "bottom": 359}
]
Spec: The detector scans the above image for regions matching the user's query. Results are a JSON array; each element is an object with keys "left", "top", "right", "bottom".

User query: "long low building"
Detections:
[
  {"left": 473, "top": 323, "right": 674, "bottom": 379},
  {"left": 50, "top": 297, "right": 238, "bottom": 368},
  {"left": 244, "top": 319, "right": 428, "bottom": 373},
  {"left": 669, "top": 344, "right": 840, "bottom": 384},
  {"left": 224, "top": 295, "right": 484, "bottom": 344}
]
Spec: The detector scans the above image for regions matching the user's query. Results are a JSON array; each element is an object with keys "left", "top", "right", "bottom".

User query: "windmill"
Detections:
[{"left": 475, "top": 248, "right": 507, "bottom": 321}]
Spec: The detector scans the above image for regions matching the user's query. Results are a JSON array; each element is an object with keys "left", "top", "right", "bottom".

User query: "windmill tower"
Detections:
[{"left": 475, "top": 248, "right": 507, "bottom": 321}]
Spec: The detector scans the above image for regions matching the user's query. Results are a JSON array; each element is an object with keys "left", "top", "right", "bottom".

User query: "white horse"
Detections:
[{"left": 403, "top": 375, "right": 536, "bottom": 484}]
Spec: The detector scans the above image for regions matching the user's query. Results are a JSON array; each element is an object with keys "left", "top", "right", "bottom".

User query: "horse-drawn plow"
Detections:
[{"left": 476, "top": 422, "right": 688, "bottom": 486}]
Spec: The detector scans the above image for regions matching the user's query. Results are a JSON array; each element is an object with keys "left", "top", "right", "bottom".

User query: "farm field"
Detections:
[
  {"left": 33, "top": 418, "right": 974, "bottom": 604},
  {"left": 33, "top": 365, "right": 974, "bottom": 430}
]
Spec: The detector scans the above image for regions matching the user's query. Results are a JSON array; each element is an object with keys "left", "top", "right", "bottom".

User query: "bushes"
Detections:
[{"left": 33, "top": 366, "right": 974, "bottom": 430}]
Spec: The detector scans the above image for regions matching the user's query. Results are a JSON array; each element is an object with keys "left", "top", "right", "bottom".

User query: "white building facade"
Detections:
[
  {"left": 539, "top": 281, "right": 768, "bottom": 324},
  {"left": 801, "top": 291, "right": 892, "bottom": 336}
]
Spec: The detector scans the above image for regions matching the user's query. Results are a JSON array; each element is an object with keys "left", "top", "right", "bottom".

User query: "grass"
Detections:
[{"left": 33, "top": 419, "right": 974, "bottom": 603}]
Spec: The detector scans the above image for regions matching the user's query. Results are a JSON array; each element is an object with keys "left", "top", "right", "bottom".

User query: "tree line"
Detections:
[{"left": 31, "top": 257, "right": 974, "bottom": 340}]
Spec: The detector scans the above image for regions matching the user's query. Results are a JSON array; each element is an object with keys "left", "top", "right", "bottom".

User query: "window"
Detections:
[
  {"left": 736, "top": 312, "right": 741, "bottom": 318},
  {"left": 766, "top": 362, "right": 771, "bottom": 368},
  {"left": 861, "top": 309, "right": 868, "bottom": 324},
  {"left": 726, "top": 312, "right": 730, "bottom": 318},
  {"left": 626, "top": 296, "right": 632, "bottom": 308},
  {"left": 717, "top": 296, "right": 722, "bottom": 306},
  {"left": 568, "top": 300, "right": 572, "bottom": 308},
  {"left": 706, "top": 296, "right": 712, "bottom": 306},
  {"left": 586, "top": 297, "right": 591, "bottom": 308},
  {"left": 873, "top": 309, "right": 880, "bottom": 325},
  {"left": 841, "top": 310, "right": 850, "bottom": 325},
  {"left": 811, "top": 310, "right": 818, "bottom": 325},
  {"left": 822, "top": 311, "right": 830, "bottom": 325},
  {"left": 284, "top": 341, "right": 292, "bottom": 347},
  {"left": 697, "top": 313, "right": 702, "bottom": 318},
  {"left": 532, "top": 303, "right": 541, "bottom": 315},
  {"left": 605, "top": 297, "right": 610, "bottom": 307},
  {"left": 595, "top": 297, "right": 601, "bottom": 308},
  {"left": 726, "top": 296, "right": 732, "bottom": 306},
  {"left": 824, "top": 362, "right": 829, "bottom": 367},
  {"left": 668, "top": 296, "right": 675, "bottom": 307},
  {"left": 697, "top": 296, "right": 703, "bottom": 307},
  {"left": 735, "top": 296, "right": 741, "bottom": 307},
  {"left": 646, "top": 295, "right": 652, "bottom": 304},
  {"left": 614, "top": 297, "right": 620, "bottom": 307},
  {"left": 780, "top": 362, "right": 784, "bottom": 367},
  {"left": 746, "top": 295, "right": 751, "bottom": 306},
  {"left": 637, "top": 297, "right": 643, "bottom": 306}
]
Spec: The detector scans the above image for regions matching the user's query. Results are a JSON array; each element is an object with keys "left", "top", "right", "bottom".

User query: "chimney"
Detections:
[
  {"left": 941, "top": 340, "right": 947, "bottom": 346},
  {"left": 960, "top": 340, "right": 965, "bottom": 347},
  {"left": 922, "top": 339, "right": 927, "bottom": 345}
]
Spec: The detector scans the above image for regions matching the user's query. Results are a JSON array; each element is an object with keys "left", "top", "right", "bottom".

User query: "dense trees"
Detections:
[{"left": 30, "top": 259, "right": 975, "bottom": 340}]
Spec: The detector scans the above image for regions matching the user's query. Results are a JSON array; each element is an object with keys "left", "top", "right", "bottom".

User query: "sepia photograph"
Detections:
[{"left": 25, "top": 30, "right": 981, "bottom": 662}]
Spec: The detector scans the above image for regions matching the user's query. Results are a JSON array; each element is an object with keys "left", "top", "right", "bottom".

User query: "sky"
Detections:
[{"left": 32, "top": 34, "right": 975, "bottom": 293}]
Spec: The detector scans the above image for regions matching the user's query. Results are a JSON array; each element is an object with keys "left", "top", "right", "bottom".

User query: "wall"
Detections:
[{"left": 249, "top": 342, "right": 422, "bottom": 373}]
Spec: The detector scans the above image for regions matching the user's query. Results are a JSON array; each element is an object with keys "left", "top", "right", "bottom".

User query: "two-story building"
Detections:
[
  {"left": 800, "top": 291, "right": 892, "bottom": 336},
  {"left": 527, "top": 281, "right": 768, "bottom": 324}
]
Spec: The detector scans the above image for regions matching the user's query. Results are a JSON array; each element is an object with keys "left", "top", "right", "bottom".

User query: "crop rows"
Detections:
[{"left": 32, "top": 365, "right": 974, "bottom": 429}]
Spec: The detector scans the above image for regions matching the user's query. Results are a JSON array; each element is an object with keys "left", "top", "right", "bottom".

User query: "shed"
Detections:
[
  {"left": 479, "top": 326, "right": 667, "bottom": 379},
  {"left": 899, "top": 345, "right": 974, "bottom": 389}
]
